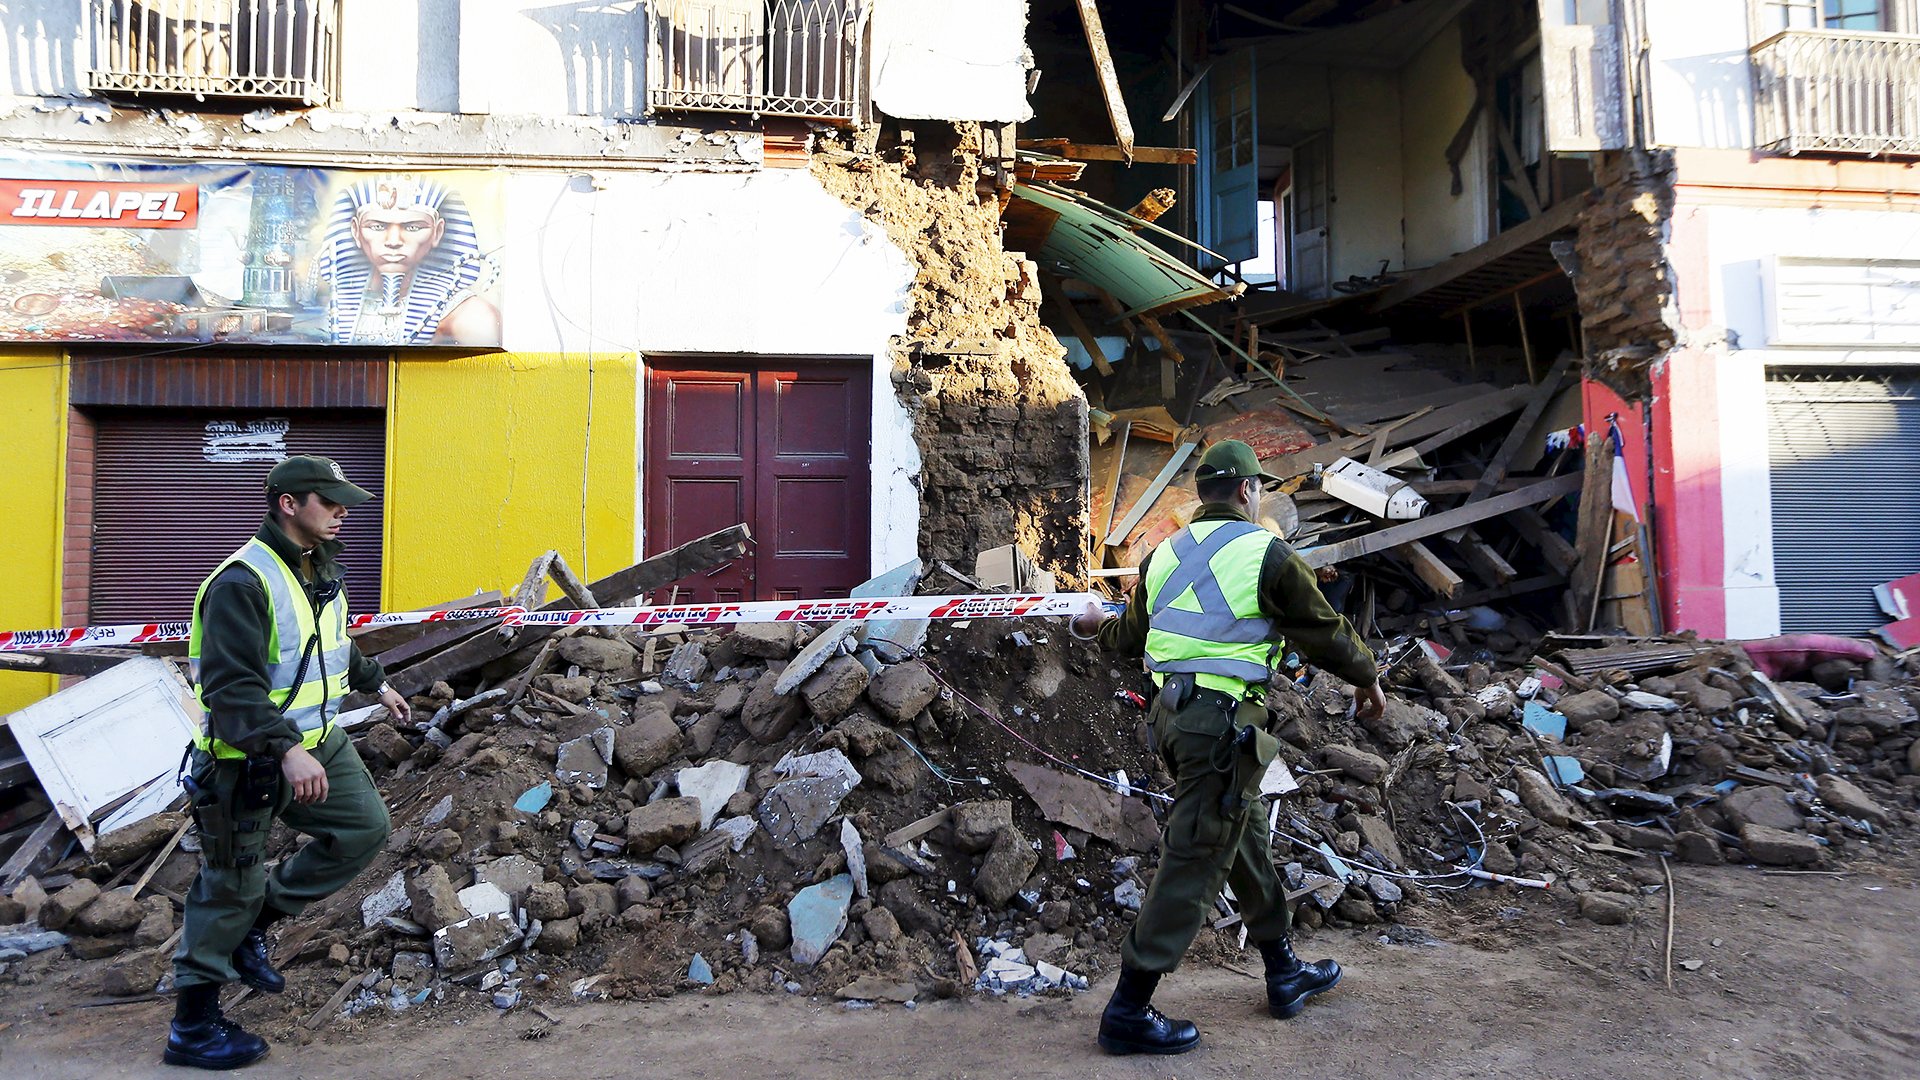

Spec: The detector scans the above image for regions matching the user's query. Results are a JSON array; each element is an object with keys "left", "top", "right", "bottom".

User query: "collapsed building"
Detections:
[{"left": 2, "top": 0, "right": 1920, "bottom": 1034}]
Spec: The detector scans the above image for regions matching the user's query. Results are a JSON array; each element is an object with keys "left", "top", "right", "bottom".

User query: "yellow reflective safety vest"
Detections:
[
  {"left": 188, "top": 538, "right": 353, "bottom": 759},
  {"left": 1142, "top": 518, "right": 1283, "bottom": 697}
]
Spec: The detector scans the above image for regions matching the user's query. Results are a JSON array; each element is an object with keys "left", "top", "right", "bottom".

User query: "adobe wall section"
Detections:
[
  {"left": 1573, "top": 149, "right": 1681, "bottom": 399},
  {"left": 812, "top": 122, "right": 1090, "bottom": 580}
]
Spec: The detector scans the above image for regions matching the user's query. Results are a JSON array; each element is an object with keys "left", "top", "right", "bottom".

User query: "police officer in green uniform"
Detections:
[
  {"left": 166, "top": 456, "right": 409, "bottom": 1070},
  {"left": 1072, "top": 439, "right": 1387, "bottom": 1056}
]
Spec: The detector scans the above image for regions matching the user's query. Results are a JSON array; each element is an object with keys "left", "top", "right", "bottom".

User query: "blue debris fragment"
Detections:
[
  {"left": 514, "top": 782, "right": 553, "bottom": 814},
  {"left": 687, "top": 953, "right": 714, "bottom": 985},
  {"left": 1543, "top": 755, "right": 1586, "bottom": 786},
  {"left": 1522, "top": 701, "right": 1568, "bottom": 741}
]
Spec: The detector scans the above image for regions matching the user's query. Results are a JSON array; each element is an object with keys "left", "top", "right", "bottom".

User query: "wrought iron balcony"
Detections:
[
  {"left": 89, "top": 0, "right": 339, "bottom": 106},
  {"left": 1753, "top": 28, "right": 1920, "bottom": 157},
  {"left": 648, "top": 0, "right": 867, "bottom": 122}
]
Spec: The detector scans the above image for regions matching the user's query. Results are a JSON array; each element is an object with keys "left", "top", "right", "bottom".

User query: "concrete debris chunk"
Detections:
[
  {"left": 759, "top": 749, "right": 862, "bottom": 847},
  {"left": 676, "top": 760, "right": 751, "bottom": 830},
  {"left": 475, "top": 855, "right": 545, "bottom": 904},
  {"left": 1814, "top": 773, "right": 1889, "bottom": 824},
  {"left": 728, "top": 622, "right": 797, "bottom": 660},
  {"left": 433, "top": 912, "right": 522, "bottom": 970},
  {"left": 613, "top": 709, "right": 683, "bottom": 777},
  {"left": 949, "top": 800, "right": 1013, "bottom": 853},
  {"left": 360, "top": 872, "right": 410, "bottom": 928},
  {"left": 775, "top": 621, "right": 861, "bottom": 695},
  {"left": 974, "top": 827, "right": 1038, "bottom": 907},
  {"left": 457, "top": 882, "right": 513, "bottom": 919},
  {"left": 555, "top": 728, "right": 615, "bottom": 788},
  {"left": 1740, "top": 824, "right": 1822, "bottom": 866},
  {"left": 1513, "top": 767, "right": 1576, "bottom": 828},
  {"left": 841, "top": 818, "right": 870, "bottom": 898}
]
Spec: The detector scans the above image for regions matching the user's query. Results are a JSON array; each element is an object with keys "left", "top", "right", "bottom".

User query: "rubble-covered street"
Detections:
[{"left": 6, "top": 842, "right": 1918, "bottom": 1078}]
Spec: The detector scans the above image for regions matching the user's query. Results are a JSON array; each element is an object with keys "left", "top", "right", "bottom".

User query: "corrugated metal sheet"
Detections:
[
  {"left": 1767, "top": 372, "right": 1920, "bottom": 634},
  {"left": 1005, "top": 181, "right": 1241, "bottom": 318},
  {"left": 90, "top": 412, "right": 386, "bottom": 624}
]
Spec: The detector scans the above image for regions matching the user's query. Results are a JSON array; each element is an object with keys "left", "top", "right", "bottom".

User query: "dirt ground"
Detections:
[{"left": 6, "top": 848, "right": 1918, "bottom": 1080}]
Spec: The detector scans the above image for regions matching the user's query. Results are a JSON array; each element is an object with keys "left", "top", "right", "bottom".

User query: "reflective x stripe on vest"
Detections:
[
  {"left": 1143, "top": 519, "right": 1281, "bottom": 693},
  {"left": 188, "top": 538, "right": 353, "bottom": 759}
]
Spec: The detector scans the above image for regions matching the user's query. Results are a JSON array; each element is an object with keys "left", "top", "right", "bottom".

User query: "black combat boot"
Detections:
[
  {"left": 1259, "top": 934, "right": 1342, "bottom": 1019},
  {"left": 229, "top": 927, "right": 284, "bottom": 994},
  {"left": 1097, "top": 967, "right": 1200, "bottom": 1055},
  {"left": 164, "top": 983, "right": 269, "bottom": 1070}
]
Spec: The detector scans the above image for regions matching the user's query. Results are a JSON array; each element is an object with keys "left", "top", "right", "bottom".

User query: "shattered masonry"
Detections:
[{"left": 813, "top": 121, "right": 1090, "bottom": 579}]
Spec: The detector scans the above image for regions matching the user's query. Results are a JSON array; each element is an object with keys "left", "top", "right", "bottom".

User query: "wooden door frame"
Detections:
[{"left": 640, "top": 354, "right": 875, "bottom": 601}]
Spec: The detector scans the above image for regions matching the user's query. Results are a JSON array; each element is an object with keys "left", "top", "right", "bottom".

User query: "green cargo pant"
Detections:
[
  {"left": 173, "top": 726, "right": 390, "bottom": 989},
  {"left": 1120, "top": 695, "right": 1291, "bottom": 974}
]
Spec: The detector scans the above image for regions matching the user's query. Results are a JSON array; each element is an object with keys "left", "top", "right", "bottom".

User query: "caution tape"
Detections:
[{"left": 0, "top": 592, "right": 1102, "bottom": 652}]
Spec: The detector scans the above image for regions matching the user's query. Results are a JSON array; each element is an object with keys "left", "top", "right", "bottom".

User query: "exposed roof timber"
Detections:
[{"left": 1370, "top": 194, "right": 1588, "bottom": 315}]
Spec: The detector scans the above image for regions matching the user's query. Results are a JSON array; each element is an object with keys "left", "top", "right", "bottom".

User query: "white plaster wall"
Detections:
[
  {"left": 1399, "top": 20, "right": 1488, "bottom": 268},
  {"left": 453, "top": 0, "right": 648, "bottom": 118},
  {"left": 336, "top": 0, "right": 463, "bottom": 113},
  {"left": 1644, "top": 0, "right": 1755, "bottom": 150},
  {"left": 1330, "top": 68, "right": 1405, "bottom": 281},
  {"left": 870, "top": 0, "right": 1031, "bottom": 122},
  {"left": 1699, "top": 203, "right": 1920, "bottom": 636},
  {"left": 499, "top": 169, "right": 918, "bottom": 577}
]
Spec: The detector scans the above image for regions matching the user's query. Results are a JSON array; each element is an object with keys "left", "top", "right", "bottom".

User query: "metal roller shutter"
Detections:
[
  {"left": 1766, "top": 372, "right": 1920, "bottom": 634},
  {"left": 90, "top": 412, "right": 386, "bottom": 624}
]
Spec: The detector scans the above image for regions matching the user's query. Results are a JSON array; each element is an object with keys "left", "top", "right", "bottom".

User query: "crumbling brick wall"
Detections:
[
  {"left": 813, "top": 122, "right": 1089, "bottom": 580},
  {"left": 1572, "top": 149, "right": 1679, "bottom": 399}
]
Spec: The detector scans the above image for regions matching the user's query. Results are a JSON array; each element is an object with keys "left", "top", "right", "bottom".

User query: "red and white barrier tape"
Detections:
[{"left": 0, "top": 592, "right": 1102, "bottom": 652}]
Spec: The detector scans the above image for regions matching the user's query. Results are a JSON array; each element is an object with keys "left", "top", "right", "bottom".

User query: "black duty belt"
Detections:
[{"left": 1187, "top": 686, "right": 1249, "bottom": 715}]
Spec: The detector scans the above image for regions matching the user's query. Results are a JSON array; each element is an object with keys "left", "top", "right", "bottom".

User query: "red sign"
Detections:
[{"left": 0, "top": 178, "right": 198, "bottom": 229}]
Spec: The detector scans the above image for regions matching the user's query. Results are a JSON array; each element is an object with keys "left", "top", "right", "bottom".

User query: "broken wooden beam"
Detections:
[
  {"left": 1298, "top": 473, "right": 1582, "bottom": 569},
  {"left": 1016, "top": 139, "right": 1196, "bottom": 165},
  {"left": 388, "top": 525, "right": 751, "bottom": 697},
  {"left": 0, "top": 647, "right": 159, "bottom": 677},
  {"left": 1468, "top": 352, "right": 1576, "bottom": 503},
  {"left": 1105, "top": 442, "right": 1198, "bottom": 547},
  {"left": 1071, "top": 0, "right": 1136, "bottom": 161},
  {"left": 1398, "top": 541, "right": 1463, "bottom": 600}
]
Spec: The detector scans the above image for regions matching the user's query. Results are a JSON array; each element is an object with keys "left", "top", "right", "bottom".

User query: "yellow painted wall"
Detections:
[
  {"left": 0, "top": 350, "right": 67, "bottom": 712},
  {"left": 385, "top": 352, "right": 637, "bottom": 610}
]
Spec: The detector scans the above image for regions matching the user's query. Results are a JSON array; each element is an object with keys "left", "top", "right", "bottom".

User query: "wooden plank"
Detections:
[
  {"left": 1269, "top": 386, "right": 1534, "bottom": 475},
  {"left": 1435, "top": 573, "right": 1567, "bottom": 610},
  {"left": 388, "top": 525, "right": 751, "bottom": 697},
  {"left": 0, "top": 647, "right": 148, "bottom": 677},
  {"left": 0, "top": 813, "right": 66, "bottom": 890},
  {"left": 1072, "top": 0, "right": 1136, "bottom": 160},
  {"left": 1468, "top": 352, "right": 1576, "bottom": 503},
  {"left": 1510, "top": 508, "right": 1579, "bottom": 574},
  {"left": 1456, "top": 529, "right": 1519, "bottom": 586},
  {"left": 1054, "top": 294, "right": 1115, "bottom": 376},
  {"left": 1375, "top": 388, "right": 1537, "bottom": 469},
  {"left": 1399, "top": 541, "right": 1464, "bottom": 600},
  {"left": 1017, "top": 139, "right": 1196, "bottom": 165},
  {"left": 350, "top": 590, "right": 502, "bottom": 653},
  {"left": 1568, "top": 433, "right": 1617, "bottom": 630},
  {"left": 1105, "top": 442, "right": 1198, "bottom": 547},
  {"left": 1298, "top": 473, "right": 1583, "bottom": 568},
  {"left": 1160, "top": 61, "right": 1213, "bottom": 122},
  {"left": 1137, "top": 314, "right": 1187, "bottom": 367},
  {"left": 1098, "top": 421, "right": 1132, "bottom": 541}
]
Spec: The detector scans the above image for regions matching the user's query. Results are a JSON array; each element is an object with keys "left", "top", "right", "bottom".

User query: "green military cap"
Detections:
[
  {"left": 266, "top": 455, "right": 373, "bottom": 507},
  {"left": 1194, "top": 439, "right": 1280, "bottom": 485}
]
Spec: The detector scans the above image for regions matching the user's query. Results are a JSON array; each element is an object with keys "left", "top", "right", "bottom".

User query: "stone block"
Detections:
[
  {"left": 973, "top": 827, "right": 1037, "bottom": 908},
  {"left": 626, "top": 797, "right": 703, "bottom": 852},
  {"left": 801, "top": 655, "right": 870, "bottom": 723},
  {"left": 613, "top": 708, "right": 683, "bottom": 778},
  {"left": 867, "top": 661, "right": 939, "bottom": 723}
]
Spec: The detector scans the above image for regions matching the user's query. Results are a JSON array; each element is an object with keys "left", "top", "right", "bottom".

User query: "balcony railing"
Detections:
[
  {"left": 1753, "top": 28, "right": 1920, "bottom": 157},
  {"left": 89, "top": 0, "right": 339, "bottom": 106},
  {"left": 648, "top": 0, "right": 867, "bottom": 122}
]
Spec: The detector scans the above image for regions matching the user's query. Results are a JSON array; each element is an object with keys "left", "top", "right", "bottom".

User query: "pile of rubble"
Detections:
[
  {"left": 5, "top": 548, "right": 1918, "bottom": 1026},
  {"left": 1261, "top": 625, "right": 1920, "bottom": 933}
]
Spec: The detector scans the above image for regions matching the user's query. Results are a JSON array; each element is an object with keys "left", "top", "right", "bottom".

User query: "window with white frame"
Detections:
[{"left": 1757, "top": 1, "right": 1892, "bottom": 32}]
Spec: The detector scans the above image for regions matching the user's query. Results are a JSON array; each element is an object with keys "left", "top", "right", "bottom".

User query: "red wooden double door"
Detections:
[{"left": 644, "top": 359, "right": 871, "bottom": 603}]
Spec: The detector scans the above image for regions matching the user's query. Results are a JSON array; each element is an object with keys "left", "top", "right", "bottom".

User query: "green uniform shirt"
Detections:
[
  {"left": 195, "top": 516, "right": 386, "bottom": 759},
  {"left": 1099, "top": 503, "right": 1378, "bottom": 689}
]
